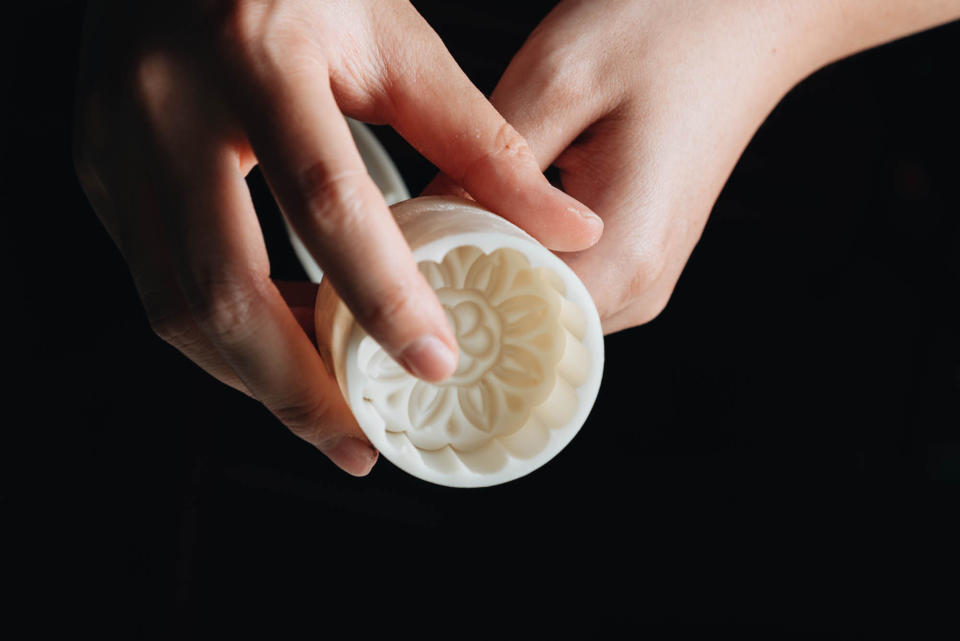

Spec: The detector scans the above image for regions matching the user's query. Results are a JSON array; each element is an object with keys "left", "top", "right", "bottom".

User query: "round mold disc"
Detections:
[{"left": 343, "top": 199, "right": 605, "bottom": 487}]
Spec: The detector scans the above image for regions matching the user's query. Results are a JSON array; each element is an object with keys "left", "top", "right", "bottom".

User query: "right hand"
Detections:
[
  {"left": 73, "top": 0, "right": 603, "bottom": 476},
  {"left": 426, "top": 0, "right": 960, "bottom": 336}
]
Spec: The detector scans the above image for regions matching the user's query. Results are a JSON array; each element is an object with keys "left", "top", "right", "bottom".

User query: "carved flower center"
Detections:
[{"left": 435, "top": 287, "right": 502, "bottom": 387}]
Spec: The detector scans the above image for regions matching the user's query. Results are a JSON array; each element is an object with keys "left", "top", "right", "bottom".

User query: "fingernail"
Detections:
[
  {"left": 323, "top": 437, "right": 379, "bottom": 477},
  {"left": 399, "top": 335, "right": 458, "bottom": 382}
]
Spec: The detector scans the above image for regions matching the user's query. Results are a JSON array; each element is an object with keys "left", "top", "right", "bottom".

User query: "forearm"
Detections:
[{"left": 781, "top": 0, "right": 960, "bottom": 76}]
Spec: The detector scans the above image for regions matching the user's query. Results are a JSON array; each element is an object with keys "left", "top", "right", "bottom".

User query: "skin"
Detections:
[
  {"left": 430, "top": 0, "right": 960, "bottom": 333},
  {"left": 75, "top": 0, "right": 960, "bottom": 476},
  {"left": 73, "top": 0, "right": 602, "bottom": 476}
]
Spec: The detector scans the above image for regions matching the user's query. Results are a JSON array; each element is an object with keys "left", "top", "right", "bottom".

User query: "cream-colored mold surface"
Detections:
[{"left": 322, "top": 197, "right": 604, "bottom": 487}]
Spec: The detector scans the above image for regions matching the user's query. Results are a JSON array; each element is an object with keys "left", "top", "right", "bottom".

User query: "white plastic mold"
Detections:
[{"left": 315, "top": 196, "right": 604, "bottom": 487}]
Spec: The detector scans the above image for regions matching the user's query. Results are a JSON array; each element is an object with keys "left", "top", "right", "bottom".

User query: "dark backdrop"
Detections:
[{"left": 8, "top": 1, "right": 959, "bottom": 635}]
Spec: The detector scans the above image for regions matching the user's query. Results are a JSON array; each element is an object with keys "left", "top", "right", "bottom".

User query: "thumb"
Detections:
[{"left": 379, "top": 12, "right": 603, "bottom": 251}]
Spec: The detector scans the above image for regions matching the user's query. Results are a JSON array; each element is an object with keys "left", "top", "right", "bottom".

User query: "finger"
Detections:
[
  {"left": 421, "top": 173, "right": 472, "bottom": 201},
  {"left": 487, "top": 50, "right": 615, "bottom": 171},
  {"left": 477, "top": 42, "right": 636, "bottom": 320},
  {"left": 381, "top": 14, "right": 604, "bottom": 251},
  {"left": 238, "top": 65, "right": 458, "bottom": 384},
  {"left": 487, "top": 31, "right": 718, "bottom": 330},
  {"left": 167, "top": 148, "right": 378, "bottom": 476}
]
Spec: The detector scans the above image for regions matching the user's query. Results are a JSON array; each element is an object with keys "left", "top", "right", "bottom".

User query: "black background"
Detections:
[{"left": 7, "top": 1, "right": 960, "bottom": 636}]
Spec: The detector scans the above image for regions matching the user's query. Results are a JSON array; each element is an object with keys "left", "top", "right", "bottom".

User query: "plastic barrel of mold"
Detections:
[{"left": 315, "top": 196, "right": 604, "bottom": 487}]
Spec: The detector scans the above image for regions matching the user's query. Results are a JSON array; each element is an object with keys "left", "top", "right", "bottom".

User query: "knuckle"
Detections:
[
  {"left": 460, "top": 122, "right": 536, "bottom": 187},
  {"left": 212, "top": 1, "right": 268, "bottom": 55},
  {"left": 137, "top": 284, "right": 212, "bottom": 352},
  {"left": 272, "top": 396, "right": 333, "bottom": 442},
  {"left": 298, "top": 166, "right": 370, "bottom": 237},
  {"left": 149, "top": 312, "right": 202, "bottom": 352},
  {"left": 130, "top": 50, "right": 179, "bottom": 115},
  {"left": 536, "top": 59, "right": 589, "bottom": 109},
  {"left": 518, "top": 35, "right": 598, "bottom": 108},
  {"left": 510, "top": 29, "right": 624, "bottom": 122},
  {"left": 145, "top": 300, "right": 192, "bottom": 344},
  {"left": 188, "top": 272, "right": 264, "bottom": 344},
  {"left": 490, "top": 121, "right": 535, "bottom": 163},
  {"left": 212, "top": 1, "right": 324, "bottom": 75}
]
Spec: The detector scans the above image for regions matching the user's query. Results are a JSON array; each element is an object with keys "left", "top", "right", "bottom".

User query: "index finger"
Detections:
[{"left": 239, "top": 64, "right": 459, "bottom": 383}]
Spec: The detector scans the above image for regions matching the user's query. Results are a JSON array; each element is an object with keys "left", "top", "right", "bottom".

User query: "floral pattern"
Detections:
[{"left": 358, "top": 246, "right": 566, "bottom": 452}]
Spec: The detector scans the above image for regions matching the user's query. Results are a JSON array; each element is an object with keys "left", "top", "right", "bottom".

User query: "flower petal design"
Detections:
[
  {"left": 452, "top": 301, "right": 482, "bottom": 338},
  {"left": 419, "top": 259, "right": 449, "bottom": 290},
  {"left": 458, "top": 378, "right": 502, "bottom": 433},
  {"left": 364, "top": 346, "right": 409, "bottom": 382},
  {"left": 445, "top": 246, "right": 482, "bottom": 288},
  {"left": 491, "top": 344, "right": 546, "bottom": 389},
  {"left": 497, "top": 294, "right": 558, "bottom": 339},
  {"left": 359, "top": 246, "right": 586, "bottom": 454},
  {"left": 409, "top": 382, "right": 454, "bottom": 430}
]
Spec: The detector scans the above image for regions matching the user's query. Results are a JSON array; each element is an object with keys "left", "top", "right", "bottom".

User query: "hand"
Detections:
[
  {"left": 72, "top": 0, "right": 603, "bottom": 475},
  {"left": 427, "top": 0, "right": 960, "bottom": 333}
]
